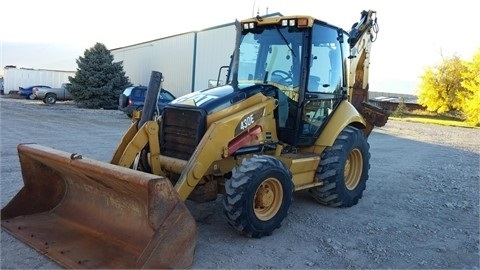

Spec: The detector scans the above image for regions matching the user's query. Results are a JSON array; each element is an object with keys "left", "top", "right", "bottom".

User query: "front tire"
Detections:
[
  {"left": 309, "top": 126, "right": 370, "bottom": 207},
  {"left": 223, "top": 155, "right": 293, "bottom": 238}
]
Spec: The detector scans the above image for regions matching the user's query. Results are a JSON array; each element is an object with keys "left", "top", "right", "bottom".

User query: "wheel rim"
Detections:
[
  {"left": 47, "top": 97, "right": 54, "bottom": 104},
  {"left": 28, "top": 94, "right": 35, "bottom": 100},
  {"left": 344, "top": 148, "right": 363, "bottom": 190},
  {"left": 253, "top": 177, "right": 283, "bottom": 221}
]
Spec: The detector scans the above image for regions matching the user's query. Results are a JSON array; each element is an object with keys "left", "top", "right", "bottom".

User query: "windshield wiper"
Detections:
[{"left": 275, "top": 26, "right": 296, "bottom": 57}]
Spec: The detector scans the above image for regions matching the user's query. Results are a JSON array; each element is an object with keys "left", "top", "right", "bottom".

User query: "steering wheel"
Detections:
[{"left": 271, "top": 70, "right": 292, "bottom": 85}]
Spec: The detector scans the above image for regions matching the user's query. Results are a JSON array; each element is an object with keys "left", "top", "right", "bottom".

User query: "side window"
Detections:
[
  {"left": 238, "top": 34, "right": 259, "bottom": 82},
  {"left": 308, "top": 46, "right": 329, "bottom": 92},
  {"left": 308, "top": 25, "right": 343, "bottom": 94},
  {"left": 328, "top": 47, "right": 342, "bottom": 92}
]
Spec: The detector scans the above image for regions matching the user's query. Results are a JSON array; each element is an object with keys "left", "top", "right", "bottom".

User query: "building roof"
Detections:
[{"left": 369, "top": 92, "right": 418, "bottom": 104}]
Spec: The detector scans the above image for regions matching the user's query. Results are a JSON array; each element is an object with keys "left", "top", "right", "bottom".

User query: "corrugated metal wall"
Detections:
[
  {"left": 114, "top": 44, "right": 154, "bottom": 87},
  {"left": 149, "top": 33, "right": 196, "bottom": 97},
  {"left": 111, "top": 14, "right": 282, "bottom": 98},
  {"left": 111, "top": 25, "right": 235, "bottom": 98},
  {"left": 194, "top": 24, "right": 235, "bottom": 91},
  {"left": 113, "top": 33, "right": 197, "bottom": 98}
]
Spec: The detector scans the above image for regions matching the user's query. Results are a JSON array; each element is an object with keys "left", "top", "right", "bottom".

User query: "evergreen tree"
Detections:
[
  {"left": 68, "top": 42, "right": 131, "bottom": 109},
  {"left": 391, "top": 97, "right": 408, "bottom": 117}
]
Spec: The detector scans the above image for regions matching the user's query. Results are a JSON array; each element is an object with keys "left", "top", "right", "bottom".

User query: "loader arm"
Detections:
[
  {"left": 347, "top": 10, "right": 388, "bottom": 135},
  {"left": 111, "top": 70, "right": 164, "bottom": 175},
  {"left": 111, "top": 120, "right": 163, "bottom": 175}
]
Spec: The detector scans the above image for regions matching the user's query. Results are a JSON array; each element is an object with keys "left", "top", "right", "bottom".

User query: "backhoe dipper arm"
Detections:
[
  {"left": 347, "top": 10, "right": 387, "bottom": 135},
  {"left": 347, "top": 10, "right": 378, "bottom": 108}
]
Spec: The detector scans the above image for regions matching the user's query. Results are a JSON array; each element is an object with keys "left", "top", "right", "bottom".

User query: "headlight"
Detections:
[{"left": 243, "top": 22, "right": 255, "bottom": 30}]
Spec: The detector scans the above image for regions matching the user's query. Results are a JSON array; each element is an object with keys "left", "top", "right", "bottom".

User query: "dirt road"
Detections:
[{"left": 1, "top": 96, "right": 479, "bottom": 269}]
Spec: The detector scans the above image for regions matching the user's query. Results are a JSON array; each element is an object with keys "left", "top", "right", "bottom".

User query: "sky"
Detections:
[{"left": 1, "top": 0, "right": 478, "bottom": 95}]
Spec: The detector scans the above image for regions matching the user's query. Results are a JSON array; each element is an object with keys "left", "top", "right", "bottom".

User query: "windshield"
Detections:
[{"left": 235, "top": 26, "right": 304, "bottom": 95}]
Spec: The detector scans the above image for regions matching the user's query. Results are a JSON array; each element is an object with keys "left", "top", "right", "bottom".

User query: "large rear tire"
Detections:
[
  {"left": 309, "top": 126, "right": 370, "bottom": 207},
  {"left": 223, "top": 155, "right": 293, "bottom": 238}
]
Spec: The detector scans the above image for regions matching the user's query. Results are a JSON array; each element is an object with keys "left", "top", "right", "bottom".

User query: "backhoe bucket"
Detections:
[{"left": 1, "top": 143, "right": 197, "bottom": 269}]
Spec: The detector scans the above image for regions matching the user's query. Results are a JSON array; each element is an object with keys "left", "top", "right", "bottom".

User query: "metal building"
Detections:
[
  {"left": 111, "top": 13, "right": 281, "bottom": 98},
  {"left": 2, "top": 67, "right": 74, "bottom": 94}
]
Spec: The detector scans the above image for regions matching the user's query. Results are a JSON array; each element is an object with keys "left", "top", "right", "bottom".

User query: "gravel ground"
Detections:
[{"left": 1, "top": 96, "right": 479, "bottom": 269}]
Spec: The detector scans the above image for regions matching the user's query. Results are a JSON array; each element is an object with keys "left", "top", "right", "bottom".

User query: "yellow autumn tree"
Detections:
[
  {"left": 418, "top": 50, "right": 480, "bottom": 126},
  {"left": 460, "top": 48, "right": 480, "bottom": 126},
  {"left": 418, "top": 55, "right": 467, "bottom": 114}
]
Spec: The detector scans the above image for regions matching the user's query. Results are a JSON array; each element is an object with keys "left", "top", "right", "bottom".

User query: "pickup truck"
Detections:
[{"left": 33, "top": 83, "right": 73, "bottom": 104}]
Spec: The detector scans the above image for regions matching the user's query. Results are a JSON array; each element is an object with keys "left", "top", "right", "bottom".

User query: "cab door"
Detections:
[{"left": 296, "top": 23, "right": 347, "bottom": 146}]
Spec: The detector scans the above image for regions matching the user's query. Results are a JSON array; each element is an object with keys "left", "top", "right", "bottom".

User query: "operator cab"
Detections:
[{"left": 232, "top": 16, "right": 350, "bottom": 146}]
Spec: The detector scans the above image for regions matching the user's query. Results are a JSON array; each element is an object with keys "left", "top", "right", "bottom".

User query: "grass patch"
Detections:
[
  {"left": 390, "top": 103, "right": 478, "bottom": 128},
  {"left": 390, "top": 115, "right": 477, "bottom": 128}
]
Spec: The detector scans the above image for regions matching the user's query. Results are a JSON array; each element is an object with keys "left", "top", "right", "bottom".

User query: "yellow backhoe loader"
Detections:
[{"left": 1, "top": 10, "right": 388, "bottom": 269}]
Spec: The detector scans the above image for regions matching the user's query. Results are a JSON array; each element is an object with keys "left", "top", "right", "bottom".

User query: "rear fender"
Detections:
[{"left": 315, "top": 100, "right": 366, "bottom": 147}]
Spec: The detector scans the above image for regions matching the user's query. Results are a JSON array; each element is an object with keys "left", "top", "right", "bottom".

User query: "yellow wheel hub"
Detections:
[
  {"left": 254, "top": 178, "right": 283, "bottom": 221},
  {"left": 344, "top": 148, "right": 363, "bottom": 190}
]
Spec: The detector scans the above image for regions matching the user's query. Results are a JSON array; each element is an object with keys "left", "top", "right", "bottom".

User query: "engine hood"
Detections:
[{"left": 169, "top": 84, "right": 276, "bottom": 114}]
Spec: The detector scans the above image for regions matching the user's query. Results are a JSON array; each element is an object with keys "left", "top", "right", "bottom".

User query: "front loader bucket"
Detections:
[{"left": 1, "top": 143, "right": 197, "bottom": 269}]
